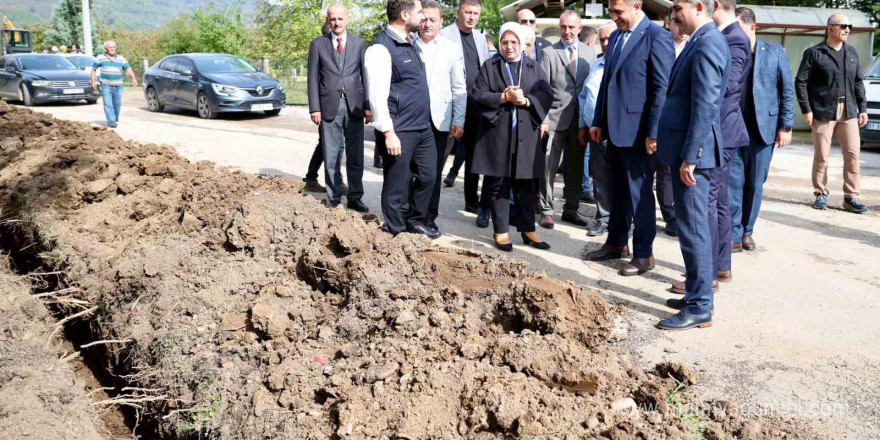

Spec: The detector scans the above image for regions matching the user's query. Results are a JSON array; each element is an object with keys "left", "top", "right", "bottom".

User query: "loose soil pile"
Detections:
[{"left": 0, "top": 102, "right": 810, "bottom": 440}]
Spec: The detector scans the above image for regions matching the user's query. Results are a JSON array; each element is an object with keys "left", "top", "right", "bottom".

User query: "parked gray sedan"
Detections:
[{"left": 142, "top": 53, "right": 286, "bottom": 119}]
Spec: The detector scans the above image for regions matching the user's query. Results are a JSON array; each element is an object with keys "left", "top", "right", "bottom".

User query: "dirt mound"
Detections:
[
  {"left": 0, "top": 258, "right": 105, "bottom": 440},
  {"left": 0, "top": 102, "right": 813, "bottom": 440}
]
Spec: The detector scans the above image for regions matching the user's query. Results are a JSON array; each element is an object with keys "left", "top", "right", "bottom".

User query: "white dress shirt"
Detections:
[
  {"left": 560, "top": 40, "right": 579, "bottom": 74},
  {"left": 417, "top": 36, "right": 440, "bottom": 84},
  {"left": 364, "top": 26, "right": 411, "bottom": 133},
  {"left": 717, "top": 18, "right": 737, "bottom": 32},
  {"left": 674, "top": 38, "right": 689, "bottom": 58},
  {"left": 578, "top": 56, "right": 605, "bottom": 128},
  {"left": 332, "top": 32, "right": 347, "bottom": 52}
]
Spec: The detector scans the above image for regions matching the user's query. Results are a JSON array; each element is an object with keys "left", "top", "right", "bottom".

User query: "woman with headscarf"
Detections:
[{"left": 471, "top": 23, "right": 554, "bottom": 252}]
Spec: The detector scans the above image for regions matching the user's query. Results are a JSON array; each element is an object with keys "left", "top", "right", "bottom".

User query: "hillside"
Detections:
[{"left": 1, "top": 0, "right": 257, "bottom": 30}]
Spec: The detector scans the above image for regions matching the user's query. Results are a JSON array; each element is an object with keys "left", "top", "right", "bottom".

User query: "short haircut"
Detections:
[
  {"left": 560, "top": 9, "right": 581, "bottom": 22},
  {"left": 103, "top": 41, "right": 116, "bottom": 49},
  {"left": 827, "top": 13, "right": 847, "bottom": 25},
  {"left": 718, "top": 0, "right": 736, "bottom": 12},
  {"left": 459, "top": 0, "right": 482, "bottom": 9},
  {"left": 677, "top": 0, "right": 715, "bottom": 15},
  {"left": 579, "top": 26, "right": 598, "bottom": 44},
  {"left": 387, "top": 0, "right": 417, "bottom": 21},
  {"left": 735, "top": 7, "right": 755, "bottom": 25},
  {"left": 422, "top": 0, "right": 442, "bottom": 12}
]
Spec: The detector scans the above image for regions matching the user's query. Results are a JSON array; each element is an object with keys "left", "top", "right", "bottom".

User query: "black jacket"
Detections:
[
  {"left": 471, "top": 54, "right": 553, "bottom": 179},
  {"left": 795, "top": 42, "right": 866, "bottom": 122}
]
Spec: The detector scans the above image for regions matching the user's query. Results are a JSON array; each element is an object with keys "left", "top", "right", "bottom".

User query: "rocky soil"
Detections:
[{"left": 0, "top": 102, "right": 813, "bottom": 440}]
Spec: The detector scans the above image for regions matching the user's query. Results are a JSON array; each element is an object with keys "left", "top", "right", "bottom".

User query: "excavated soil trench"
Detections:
[{"left": 0, "top": 102, "right": 814, "bottom": 440}]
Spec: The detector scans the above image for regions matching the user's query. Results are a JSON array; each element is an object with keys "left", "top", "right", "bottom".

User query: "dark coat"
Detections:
[
  {"left": 307, "top": 33, "right": 369, "bottom": 120},
  {"left": 795, "top": 41, "right": 867, "bottom": 122},
  {"left": 719, "top": 22, "right": 751, "bottom": 149},
  {"left": 533, "top": 37, "right": 551, "bottom": 63},
  {"left": 471, "top": 54, "right": 553, "bottom": 179}
]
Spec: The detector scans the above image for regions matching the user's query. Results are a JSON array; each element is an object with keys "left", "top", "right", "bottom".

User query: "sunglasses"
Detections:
[
  {"left": 519, "top": 19, "right": 536, "bottom": 24},
  {"left": 831, "top": 24, "right": 853, "bottom": 30}
]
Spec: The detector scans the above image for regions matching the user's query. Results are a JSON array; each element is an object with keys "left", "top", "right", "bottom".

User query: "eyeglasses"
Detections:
[
  {"left": 831, "top": 24, "right": 853, "bottom": 30},
  {"left": 519, "top": 19, "right": 536, "bottom": 24}
]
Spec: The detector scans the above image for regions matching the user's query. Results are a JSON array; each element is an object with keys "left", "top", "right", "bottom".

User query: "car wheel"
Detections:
[
  {"left": 19, "top": 84, "right": 34, "bottom": 106},
  {"left": 265, "top": 108, "right": 281, "bottom": 116},
  {"left": 86, "top": 99, "right": 98, "bottom": 105},
  {"left": 197, "top": 92, "right": 217, "bottom": 119},
  {"left": 146, "top": 87, "right": 164, "bottom": 112}
]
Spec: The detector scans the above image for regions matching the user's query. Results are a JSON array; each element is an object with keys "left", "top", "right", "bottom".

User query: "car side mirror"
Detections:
[
  {"left": 4, "top": 66, "right": 14, "bottom": 72},
  {"left": 180, "top": 70, "right": 193, "bottom": 76}
]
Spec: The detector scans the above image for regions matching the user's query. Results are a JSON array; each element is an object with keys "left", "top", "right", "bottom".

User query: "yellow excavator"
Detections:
[{"left": 2, "top": 15, "right": 33, "bottom": 55}]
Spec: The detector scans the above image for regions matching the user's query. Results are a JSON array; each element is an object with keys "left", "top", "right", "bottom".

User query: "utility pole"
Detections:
[{"left": 82, "top": 0, "right": 93, "bottom": 55}]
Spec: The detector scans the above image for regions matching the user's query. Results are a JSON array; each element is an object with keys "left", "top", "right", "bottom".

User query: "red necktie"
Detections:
[{"left": 337, "top": 38, "right": 343, "bottom": 54}]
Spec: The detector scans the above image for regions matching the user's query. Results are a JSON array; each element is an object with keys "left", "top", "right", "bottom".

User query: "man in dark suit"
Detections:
[
  {"left": 307, "top": 4, "right": 371, "bottom": 211},
  {"left": 657, "top": 0, "right": 730, "bottom": 330},
  {"left": 586, "top": 0, "right": 674, "bottom": 277},
  {"left": 729, "top": 7, "right": 794, "bottom": 251},
  {"left": 517, "top": 8, "right": 551, "bottom": 63},
  {"left": 708, "top": 0, "right": 750, "bottom": 283},
  {"left": 538, "top": 10, "right": 596, "bottom": 229}
]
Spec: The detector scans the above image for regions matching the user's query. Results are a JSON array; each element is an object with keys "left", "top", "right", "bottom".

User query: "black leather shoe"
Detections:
[
  {"left": 427, "top": 219, "right": 439, "bottom": 233},
  {"left": 521, "top": 233, "right": 551, "bottom": 250},
  {"left": 656, "top": 310, "right": 713, "bottom": 330},
  {"left": 664, "top": 222, "right": 678, "bottom": 237},
  {"left": 407, "top": 223, "right": 441, "bottom": 240},
  {"left": 464, "top": 205, "right": 479, "bottom": 214},
  {"left": 561, "top": 213, "right": 589, "bottom": 227},
  {"left": 373, "top": 158, "right": 383, "bottom": 169},
  {"left": 587, "top": 222, "right": 607, "bottom": 237},
  {"left": 476, "top": 208, "right": 491, "bottom": 228},
  {"left": 494, "top": 240, "right": 513, "bottom": 252},
  {"left": 666, "top": 298, "right": 715, "bottom": 315},
  {"left": 580, "top": 191, "right": 595, "bottom": 203},
  {"left": 443, "top": 174, "right": 456, "bottom": 187},
  {"left": 346, "top": 200, "right": 370, "bottom": 213}
]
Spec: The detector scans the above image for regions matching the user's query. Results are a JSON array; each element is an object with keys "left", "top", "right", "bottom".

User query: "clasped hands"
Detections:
[{"left": 501, "top": 86, "right": 528, "bottom": 107}]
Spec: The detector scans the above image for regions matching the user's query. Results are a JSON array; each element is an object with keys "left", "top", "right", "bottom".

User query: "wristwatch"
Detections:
[{"left": 782, "top": 126, "right": 792, "bottom": 133}]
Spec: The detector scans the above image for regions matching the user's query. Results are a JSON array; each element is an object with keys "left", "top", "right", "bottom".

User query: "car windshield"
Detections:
[
  {"left": 866, "top": 56, "right": 880, "bottom": 78},
  {"left": 19, "top": 55, "right": 77, "bottom": 71},
  {"left": 67, "top": 56, "right": 95, "bottom": 69},
  {"left": 193, "top": 56, "right": 257, "bottom": 74}
]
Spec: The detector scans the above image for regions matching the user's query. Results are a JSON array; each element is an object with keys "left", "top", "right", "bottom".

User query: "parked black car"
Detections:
[
  {"left": 0, "top": 54, "right": 99, "bottom": 106},
  {"left": 64, "top": 54, "right": 98, "bottom": 72},
  {"left": 143, "top": 53, "right": 286, "bottom": 119}
]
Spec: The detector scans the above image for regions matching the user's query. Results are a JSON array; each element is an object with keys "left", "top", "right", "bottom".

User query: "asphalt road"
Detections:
[{"left": 20, "top": 92, "right": 880, "bottom": 439}]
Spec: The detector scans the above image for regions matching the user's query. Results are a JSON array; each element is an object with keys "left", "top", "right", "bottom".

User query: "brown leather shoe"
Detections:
[
  {"left": 717, "top": 270, "right": 732, "bottom": 282},
  {"left": 742, "top": 234, "right": 756, "bottom": 251},
  {"left": 731, "top": 242, "right": 743, "bottom": 253},
  {"left": 620, "top": 256, "right": 655, "bottom": 276},
  {"left": 539, "top": 215, "right": 555, "bottom": 229},
  {"left": 303, "top": 180, "right": 326, "bottom": 192},
  {"left": 586, "top": 245, "right": 631, "bottom": 261},
  {"left": 671, "top": 280, "right": 719, "bottom": 295}
]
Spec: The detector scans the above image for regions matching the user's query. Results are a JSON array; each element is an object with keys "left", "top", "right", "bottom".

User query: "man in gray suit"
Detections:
[
  {"left": 439, "top": 0, "right": 491, "bottom": 223},
  {"left": 307, "top": 4, "right": 371, "bottom": 211},
  {"left": 539, "top": 10, "right": 596, "bottom": 228}
]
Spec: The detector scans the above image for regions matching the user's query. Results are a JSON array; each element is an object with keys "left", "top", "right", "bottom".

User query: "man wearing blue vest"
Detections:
[{"left": 365, "top": 0, "right": 440, "bottom": 239}]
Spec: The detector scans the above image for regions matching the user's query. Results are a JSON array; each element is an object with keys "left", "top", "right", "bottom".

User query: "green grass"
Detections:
[
  {"left": 280, "top": 78, "right": 308, "bottom": 106},
  {"left": 667, "top": 384, "right": 707, "bottom": 439}
]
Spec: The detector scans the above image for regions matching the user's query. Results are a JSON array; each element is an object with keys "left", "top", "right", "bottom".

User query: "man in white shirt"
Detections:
[
  {"left": 416, "top": 0, "right": 467, "bottom": 233},
  {"left": 668, "top": 15, "right": 690, "bottom": 58},
  {"left": 577, "top": 23, "right": 615, "bottom": 237},
  {"left": 365, "top": 0, "right": 440, "bottom": 239}
]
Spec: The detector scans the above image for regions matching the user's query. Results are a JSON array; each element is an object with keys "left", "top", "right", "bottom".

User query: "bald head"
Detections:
[
  {"left": 826, "top": 12, "right": 851, "bottom": 45},
  {"left": 517, "top": 9, "right": 538, "bottom": 30},
  {"left": 327, "top": 4, "right": 349, "bottom": 36}
]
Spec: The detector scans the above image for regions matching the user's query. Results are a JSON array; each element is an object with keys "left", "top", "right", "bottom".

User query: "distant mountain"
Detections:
[{"left": 2, "top": 0, "right": 258, "bottom": 30}]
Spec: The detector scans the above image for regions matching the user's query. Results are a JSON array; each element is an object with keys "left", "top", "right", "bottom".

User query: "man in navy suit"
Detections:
[
  {"left": 708, "top": 0, "right": 750, "bottom": 286},
  {"left": 729, "top": 7, "right": 794, "bottom": 251},
  {"left": 586, "top": 0, "right": 674, "bottom": 277},
  {"left": 657, "top": 0, "right": 730, "bottom": 330}
]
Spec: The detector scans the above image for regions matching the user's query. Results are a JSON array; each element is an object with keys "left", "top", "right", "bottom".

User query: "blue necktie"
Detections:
[{"left": 608, "top": 30, "right": 630, "bottom": 70}]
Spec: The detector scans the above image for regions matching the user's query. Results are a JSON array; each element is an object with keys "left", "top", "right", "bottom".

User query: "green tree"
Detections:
[
  {"left": 157, "top": 14, "right": 201, "bottom": 55},
  {"left": 45, "top": 0, "right": 101, "bottom": 53},
  {"left": 192, "top": 5, "right": 248, "bottom": 55},
  {"left": 438, "top": 0, "right": 506, "bottom": 46},
  {"left": 247, "top": 0, "right": 324, "bottom": 63}
]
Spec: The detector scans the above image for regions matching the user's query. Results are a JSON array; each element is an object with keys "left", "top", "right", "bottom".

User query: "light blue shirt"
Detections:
[{"left": 578, "top": 56, "right": 605, "bottom": 128}]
